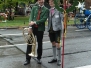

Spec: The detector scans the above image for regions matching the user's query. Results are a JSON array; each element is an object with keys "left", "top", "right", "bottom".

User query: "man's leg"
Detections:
[
  {"left": 24, "top": 28, "right": 33, "bottom": 65},
  {"left": 52, "top": 42, "right": 57, "bottom": 60},
  {"left": 56, "top": 43, "right": 61, "bottom": 66},
  {"left": 36, "top": 31, "right": 44, "bottom": 64},
  {"left": 26, "top": 45, "right": 32, "bottom": 61},
  {"left": 24, "top": 45, "right": 32, "bottom": 65},
  {"left": 56, "top": 30, "right": 61, "bottom": 66},
  {"left": 48, "top": 32, "right": 57, "bottom": 63}
]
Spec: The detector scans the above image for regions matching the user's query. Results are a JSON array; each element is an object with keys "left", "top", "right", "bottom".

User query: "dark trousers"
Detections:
[
  {"left": 26, "top": 45, "right": 32, "bottom": 61},
  {"left": 33, "top": 27, "right": 44, "bottom": 60},
  {"left": 26, "top": 27, "right": 44, "bottom": 61}
]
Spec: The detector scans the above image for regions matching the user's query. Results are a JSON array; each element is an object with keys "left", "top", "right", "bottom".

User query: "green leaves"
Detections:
[
  {"left": 53, "top": 0, "right": 79, "bottom": 13},
  {"left": 0, "top": 0, "right": 36, "bottom": 12},
  {"left": 66, "top": 0, "right": 78, "bottom": 13},
  {"left": 53, "top": 0, "right": 64, "bottom": 12},
  {"left": 1, "top": 0, "right": 5, "bottom": 1}
]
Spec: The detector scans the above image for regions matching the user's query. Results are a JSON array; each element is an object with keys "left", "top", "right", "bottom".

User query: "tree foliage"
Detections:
[{"left": 0, "top": 0, "right": 36, "bottom": 12}]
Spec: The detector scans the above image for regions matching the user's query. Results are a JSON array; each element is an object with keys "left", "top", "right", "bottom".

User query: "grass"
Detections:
[
  {"left": 67, "top": 17, "right": 75, "bottom": 25},
  {"left": 0, "top": 16, "right": 29, "bottom": 28},
  {"left": 0, "top": 16, "right": 74, "bottom": 28},
  {"left": 67, "top": 20, "right": 74, "bottom": 25}
]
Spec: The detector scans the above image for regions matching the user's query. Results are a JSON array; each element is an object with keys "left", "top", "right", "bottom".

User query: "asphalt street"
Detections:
[{"left": 0, "top": 26, "right": 91, "bottom": 68}]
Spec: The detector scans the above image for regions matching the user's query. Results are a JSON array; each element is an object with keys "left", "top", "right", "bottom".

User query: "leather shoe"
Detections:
[
  {"left": 24, "top": 61, "right": 30, "bottom": 65},
  {"left": 57, "top": 60, "right": 61, "bottom": 66},
  {"left": 36, "top": 59, "right": 41, "bottom": 64},
  {"left": 48, "top": 59, "right": 57, "bottom": 63}
]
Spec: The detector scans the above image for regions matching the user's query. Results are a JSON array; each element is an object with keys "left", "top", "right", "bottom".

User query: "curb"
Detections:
[
  {"left": 0, "top": 26, "right": 27, "bottom": 29},
  {"left": 0, "top": 25, "right": 76, "bottom": 29}
]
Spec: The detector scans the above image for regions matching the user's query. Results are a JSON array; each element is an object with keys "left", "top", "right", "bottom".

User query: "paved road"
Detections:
[
  {"left": 0, "top": 46, "right": 45, "bottom": 68},
  {"left": 0, "top": 26, "right": 91, "bottom": 45},
  {"left": 0, "top": 26, "right": 91, "bottom": 68}
]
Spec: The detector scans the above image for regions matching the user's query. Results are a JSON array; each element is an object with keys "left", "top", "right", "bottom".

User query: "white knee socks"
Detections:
[
  {"left": 57, "top": 47, "right": 61, "bottom": 61},
  {"left": 52, "top": 46, "right": 57, "bottom": 59}
]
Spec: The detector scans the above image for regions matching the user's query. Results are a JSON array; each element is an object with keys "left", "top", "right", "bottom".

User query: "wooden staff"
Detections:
[{"left": 61, "top": 0, "right": 68, "bottom": 68}]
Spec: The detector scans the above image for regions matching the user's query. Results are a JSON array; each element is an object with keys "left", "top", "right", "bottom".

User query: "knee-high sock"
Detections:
[
  {"left": 52, "top": 46, "right": 56, "bottom": 59},
  {"left": 57, "top": 47, "right": 61, "bottom": 61}
]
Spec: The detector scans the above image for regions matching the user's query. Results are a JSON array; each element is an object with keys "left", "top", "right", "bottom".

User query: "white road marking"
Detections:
[
  {"left": 75, "top": 65, "right": 91, "bottom": 68},
  {"left": 0, "top": 33, "right": 25, "bottom": 37},
  {"left": 75, "top": 29, "right": 88, "bottom": 31},
  {"left": 0, "top": 41, "right": 50, "bottom": 48},
  {"left": 0, "top": 33, "right": 48, "bottom": 37},
  {"left": 0, "top": 45, "right": 15, "bottom": 48},
  {"left": 43, "top": 41, "right": 50, "bottom": 43},
  {"left": 0, "top": 33, "right": 50, "bottom": 48}
]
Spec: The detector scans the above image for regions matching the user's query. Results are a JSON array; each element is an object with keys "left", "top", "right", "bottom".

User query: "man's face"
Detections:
[
  {"left": 49, "top": 0, "right": 55, "bottom": 7},
  {"left": 38, "top": 0, "right": 45, "bottom": 6}
]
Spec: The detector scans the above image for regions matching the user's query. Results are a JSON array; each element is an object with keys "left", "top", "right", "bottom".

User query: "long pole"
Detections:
[{"left": 61, "top": 0, "right": 67, "bottom": 68}]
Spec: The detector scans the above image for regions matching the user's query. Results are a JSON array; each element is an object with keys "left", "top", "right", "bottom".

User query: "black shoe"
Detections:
[
  {"left": 36, "top": 59, "right": 41, "bottom": 64},
  {"left": 57, "top": 60, "right": 61, "bottom": 66},
  {"left": 24, "top": 61, "right": 30, "bottom": 65},
  {"left": 48, "top": 59, "right": 57, "bottom": 63}
]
